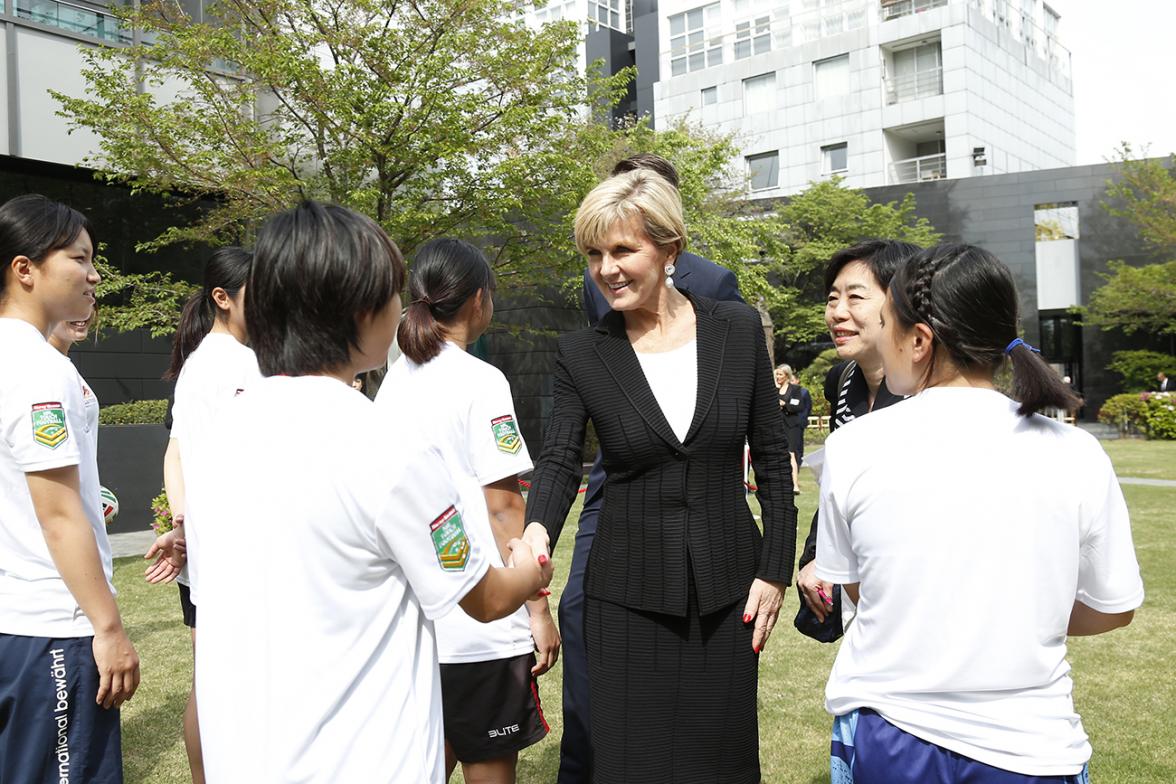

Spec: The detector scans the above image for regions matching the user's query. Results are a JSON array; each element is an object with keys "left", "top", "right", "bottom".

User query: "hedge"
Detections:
[{"left": 99, "top": 399, "right": 169, "bottom": 426}]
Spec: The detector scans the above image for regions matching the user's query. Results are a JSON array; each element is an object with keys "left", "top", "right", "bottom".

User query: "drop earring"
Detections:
[{"left": 664, "top": 263, "right": 676, "bottom": 288}]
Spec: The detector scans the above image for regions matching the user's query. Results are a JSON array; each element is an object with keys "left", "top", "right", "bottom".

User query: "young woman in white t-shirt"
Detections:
[
  {"left": 149, "top": 246, "right": 257, "bottom": 784},
  {"left": 378, "top": 238, "right": 558, "bottom": 784},
  {"left": 192, "top": 202, "right": 552, "bottom": 784},
  {"left": 815, "top": 244, "right": 1144, "bottom": 783},
  {"left": 0, "top": 194, "right": 145, "bottom": 781}
]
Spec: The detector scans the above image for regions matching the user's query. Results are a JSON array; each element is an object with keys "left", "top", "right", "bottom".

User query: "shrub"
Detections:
[
  {"left": 1143, "top": 393, "right": 1176, "bottom": 440},
  {"left": 150, "top": 489, "right": 174, "bottom": 535},
  {"left": 1108, "top": 350, "right": 1176, "bottom": 392},
  {"left": 99, "top": 399, "right": 168, "bottom": 425},
  {"left": 1097, "top": 393, "right": 1148, "bottom": 435}
]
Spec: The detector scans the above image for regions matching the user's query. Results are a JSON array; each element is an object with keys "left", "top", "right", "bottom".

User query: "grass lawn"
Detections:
[
  {"left": 1099, "top": 439, "right": 1176, "bottom": 482},
  {"left": 114, "top": 442, "right": 1175, "bottom": 783}
]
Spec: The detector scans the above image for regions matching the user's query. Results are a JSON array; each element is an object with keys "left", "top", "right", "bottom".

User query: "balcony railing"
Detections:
[
  {"left": 890, "top": 153, "right": 946, "bottom": 183},
  {"left": 885, "top": 66, "right": 943, "bottom": 104},
  {"left": 14, "top": 0, "right": 130, "bottom": 43},
  {"left": 881, "top": 0, "right": 948, "bottom": 22}
]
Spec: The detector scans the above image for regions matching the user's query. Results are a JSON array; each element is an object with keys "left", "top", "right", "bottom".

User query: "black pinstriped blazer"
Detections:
[{"left": 525, "top": 292, "right": 797, "bottom": 617}]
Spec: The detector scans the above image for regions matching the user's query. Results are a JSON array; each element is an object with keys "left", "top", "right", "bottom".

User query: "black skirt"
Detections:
[{"left": 584, "top": 592, "right": 760, "bottom": 783}]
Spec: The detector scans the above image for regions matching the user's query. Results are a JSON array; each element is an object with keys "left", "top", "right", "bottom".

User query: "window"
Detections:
[
  {"left": 669, "top": 3, "right": 723, "bottom": 76},
  {"left": 701, "top": 86, "right": 718, "bottom": 106},
  {"left": 589, "top": 0, "right": 621, "bottom": 31},
  {"left": 888, "top": 41, "right": 943, "bottom": 103},
  {"left": 746, "top": 151, "right": 779, "bottom": 191},
  {"left": 734, "top": 15, "right": 771, "bottom": 59},
  {"left": 814, "top": 54, "right": 849, "bottom": 98},
  {"left": 742, "top": 73, "right": 776, "bottom": 114},
  {"left": 822, "top": 143, "right": 848, "bottom": 174}
]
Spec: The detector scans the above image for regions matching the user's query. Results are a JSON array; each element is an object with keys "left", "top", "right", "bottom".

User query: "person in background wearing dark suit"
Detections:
[
  {"left": 775, "top": 364, "right": 812, "bottom": 494},
  {"left": 523, "top": 169, "right": 796, "bottom": 783},
  {"left": 1158, "top": 371, "right": 1175, "bottom": 393},
  {"left": 557, "top": 153, "right": 745, "bottom": 784},
  {"left": 795, "top": 240, "right": 921, "bottom": 624}
]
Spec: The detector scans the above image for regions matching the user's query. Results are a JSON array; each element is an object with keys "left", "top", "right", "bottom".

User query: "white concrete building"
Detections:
[{"left": 648, "top": 0, "right": 1075, "bottom": 196}]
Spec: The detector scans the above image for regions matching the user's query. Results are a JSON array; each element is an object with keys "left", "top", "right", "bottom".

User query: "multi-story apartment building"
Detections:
[{"left": 584, "top": 0, "right": 1075, "bottom": 196}]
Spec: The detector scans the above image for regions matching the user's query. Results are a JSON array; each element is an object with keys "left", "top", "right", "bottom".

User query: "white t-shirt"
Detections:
[
  {"left": 194, "top": 375, "right": 487, "bottom": 784},
  {"left": 0, "top": 318, "right": 111, "bottom": 638},
  {"left": 815, "top": 387, "right": 1145, "bottom": 776},
  {"left": 376, "top": 342, "right": 534, "bottom": 664},
  {"left": 635, "top": 338, "right": 697, "bottom": 442},
  {"left": 169, "top": 332, "right": 261, "bottom": 598}
]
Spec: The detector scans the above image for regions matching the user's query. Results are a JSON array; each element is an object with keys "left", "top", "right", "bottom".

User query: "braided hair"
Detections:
[{"left": 888, "top": 244, "right": 1080, "bottom": 416}]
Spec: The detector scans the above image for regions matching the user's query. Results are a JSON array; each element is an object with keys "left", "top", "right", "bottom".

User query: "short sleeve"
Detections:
[
  {"left": 466, "top": 373, "right": 533, "bottom": 485},
  {"left": 1, "top": 362, "right": 82, "bottom": 473},
  {"left": 374, "top": 447, "right": 489, "bottom": 620},
  {"left": 1075, "top": 452, "right": 1145, "bottom": 613},
  {"left": 814, "top": 439, "right": 858, "bottom": 583}
]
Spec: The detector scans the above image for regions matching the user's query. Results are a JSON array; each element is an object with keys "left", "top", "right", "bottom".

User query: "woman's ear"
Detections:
[
  {"left": 910, "top": 323, "right": 935, "bottom": 364},
  {"left": 211, "top": 287, "right": 232, "bottom": 312},
  {"left": 9, "top": 255, "right": 34, "bottom": 287}
]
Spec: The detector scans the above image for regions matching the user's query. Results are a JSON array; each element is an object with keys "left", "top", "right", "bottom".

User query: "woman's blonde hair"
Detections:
[{"left": 574, "top": 169, "right": 687, "bottom": 257}]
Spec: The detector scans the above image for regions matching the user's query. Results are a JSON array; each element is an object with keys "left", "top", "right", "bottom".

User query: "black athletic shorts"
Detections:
[
  {"left": 439, "top": 652, "right": 549, "bottom": 763},
  {"left": 178, "top": 583, "right": 196, "bottom": 628}
]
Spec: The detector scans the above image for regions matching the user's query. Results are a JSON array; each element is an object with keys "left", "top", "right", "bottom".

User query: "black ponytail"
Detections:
[
  {"left": 398, "top": 238, "right": 494, "bottom": 365},
  {"left": 889, "top": 243, "right": 1081, "bottom": 417},
  {"left": 165, "top": 246, "right": 252, "bottom": 379}
]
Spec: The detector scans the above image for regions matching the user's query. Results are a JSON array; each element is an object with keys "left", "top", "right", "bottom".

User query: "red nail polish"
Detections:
[
  {"left": 753, "top": 645, "right": 761, "bottom": 654},
  {"left": 743, "top": 613, "right": 752, "bottom": 624},
  {"left": 538, "top": 555, "right": 549, "bottom": 566}
]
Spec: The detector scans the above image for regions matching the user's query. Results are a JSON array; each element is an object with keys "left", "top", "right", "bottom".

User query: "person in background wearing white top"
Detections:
[
  {"left": 193, "top": 201, "right": 553, "bottom": 783},
  {"left": 815, "top": 243, "right": 1144, "bottom": 784},
  {"left": 145, "top": 246, "right": 256, "bottom": 784},
  {"left": 0, "top": 194, "right": 145, "bottom": 782},
  {"left": 377, "top": 238, "right": 559, "bottom": 784}
]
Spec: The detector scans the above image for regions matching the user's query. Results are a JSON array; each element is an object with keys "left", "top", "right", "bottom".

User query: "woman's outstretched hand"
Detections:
[{"left": 742, "top": 578, "right": 786, "bottom": 653}]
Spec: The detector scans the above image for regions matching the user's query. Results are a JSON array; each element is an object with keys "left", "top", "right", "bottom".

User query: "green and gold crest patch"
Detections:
[
  {"left": 491, "top": 414, "right": 522, "bottom": 455},
  {"left": 430, "top": 505, "right": 470, "bottom": 571},
  {"left": 31, "top": 402, "right": 68, "bottom": 449}
]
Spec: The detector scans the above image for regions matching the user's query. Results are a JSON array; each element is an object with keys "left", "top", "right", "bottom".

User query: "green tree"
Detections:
[
  {"left": 55, "top": 0, "right": 631, "bottom": 294},
  {"left": 772, "top": 178, "right": 941, "bottom": 346},
  {"left": 1085, "top": 147, "right": 1176, "bottom": 343},
  {"left": 1085, "top": 260, "right": 1176, "bottom": 338}
]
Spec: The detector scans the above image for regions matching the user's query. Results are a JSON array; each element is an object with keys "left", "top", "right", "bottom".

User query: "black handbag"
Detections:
[{"left": 793, "top": 580, "right": 843, "bottom": 643}]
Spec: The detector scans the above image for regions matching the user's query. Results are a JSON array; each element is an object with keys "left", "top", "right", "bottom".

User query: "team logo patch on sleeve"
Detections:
[
  {"left": 31, "top": 402, "right": 68, "bottom": 449},
  {"left": 430, "top": 505, "right": 470, "bottom": 571},
  {"left": 491, "top": 414, "right": 522, "bottom": 455}
]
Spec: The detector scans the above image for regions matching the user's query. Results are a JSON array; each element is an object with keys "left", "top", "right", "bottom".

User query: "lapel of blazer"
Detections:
[
  {"left": 684, "top": 292, "right": 727, "bottom": 444},
  {"left": 593, "top": 311, "right": 684, "bottom": 450}
]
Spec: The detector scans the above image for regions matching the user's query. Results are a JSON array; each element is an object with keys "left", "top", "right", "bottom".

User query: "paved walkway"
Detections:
[
  {"left": 106, "top": 474, "right": 1176, "bottom": 559},
  {"left": 1116, "top": 476, "right": 1176, "bottom": 488}
]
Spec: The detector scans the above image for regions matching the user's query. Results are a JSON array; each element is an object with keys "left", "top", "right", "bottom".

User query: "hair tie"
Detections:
[
  {"left": 411, "top": 297, "right": 432, "bottom": 307},
  {"left": 1004, "top": 337, "right": 1040, "bottom": 355}
]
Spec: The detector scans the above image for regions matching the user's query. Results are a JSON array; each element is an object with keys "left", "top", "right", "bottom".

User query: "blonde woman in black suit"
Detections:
[{"left": 522, "top": 170, "right": 797, "bottom": 783}]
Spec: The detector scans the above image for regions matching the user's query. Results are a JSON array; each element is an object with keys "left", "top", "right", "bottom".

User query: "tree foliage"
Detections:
[
  {"left": 1103, "top": 145, "right": 1176, "bottom": 252},
  {"left": 1084, "top": 260, "right": 1176, "bottom": 337},
  {"left": 1086, "top": 147, "right": 1176, "bottom": 339},
  {"left": 55, "top": 0, "right": 630, "bottom": 291}
]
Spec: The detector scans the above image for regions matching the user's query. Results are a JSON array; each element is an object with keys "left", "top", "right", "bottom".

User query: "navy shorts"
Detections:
[
  {"left": 0, "top": 633, "right": 123, "bottom": 783},
  {"left": 832, "top": 709, "right": 1090, "bottom": 784},
  {"left": 439, "top": 652, "right": 549, "bottom": 764}
]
